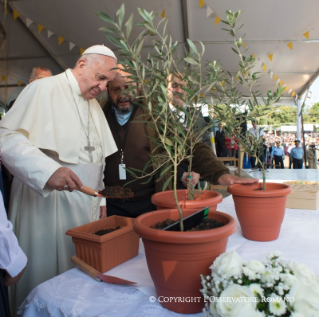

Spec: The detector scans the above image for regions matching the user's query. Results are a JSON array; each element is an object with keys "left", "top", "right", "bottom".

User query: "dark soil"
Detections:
[
  {"left": 99, "top": 186, "right": 134, "bottom": 199},
  {"left": 151, "top": 218, "right": 225, "bottom": 231},
  {"left": 94, "top": 226, "right": 121, "bottom": 236}
]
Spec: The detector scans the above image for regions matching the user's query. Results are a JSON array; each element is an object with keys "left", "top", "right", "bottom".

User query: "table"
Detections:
[{"left": 18, "top": 195, "right": 319, "bottom": 317}]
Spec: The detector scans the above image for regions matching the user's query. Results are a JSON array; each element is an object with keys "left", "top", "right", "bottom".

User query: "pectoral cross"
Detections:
[{"left": 84, "top": 142, "right": 95, "bottom": 162}]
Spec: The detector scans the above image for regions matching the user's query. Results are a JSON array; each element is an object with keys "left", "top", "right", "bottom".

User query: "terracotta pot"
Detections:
[
  {"left": 66, "top": 216, "right": 139, "bottom": 272},
  {"left": 133, "top": 208, "right": 237, "bottom": 314},
  {"left": 151, "top": 189, "right": 222, "bottom": 212},
  {"left": 227, "top": 182, "right": 292, "bottom": 242}
]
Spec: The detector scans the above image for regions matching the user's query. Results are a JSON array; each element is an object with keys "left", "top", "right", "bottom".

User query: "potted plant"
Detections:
[
  {"left": 210, "top": 11, "right": 292, "bottom": 241},
  {"left": 97, "top": 4, "right": 239, "bottom": 313},
  {"left": 66, "top": 216, "right": 139, "bottom": 272},
  {"left": 201, "top": 250, "right": 319, "bottom": 317}
]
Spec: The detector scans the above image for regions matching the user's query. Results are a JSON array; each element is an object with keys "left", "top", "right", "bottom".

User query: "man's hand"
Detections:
[
  {"left": 100, "top": 206, "right": 107, "bottom": 219},
  {"left": 181, "top": 172, "right": 200, "bottom": 187},
  {"left": 46, "top": 167, "right": 83, "bottom": 192},
  {"left": 4, "top": 262, "right": 27, "bottom": 287},
  {"left": 218, "top": 174, "right": 259, "bottom": 186}
]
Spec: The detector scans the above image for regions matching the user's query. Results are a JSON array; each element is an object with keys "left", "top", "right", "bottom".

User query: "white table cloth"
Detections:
[{"left": 18, "top": 195, "right": 319, "bottom": 317}]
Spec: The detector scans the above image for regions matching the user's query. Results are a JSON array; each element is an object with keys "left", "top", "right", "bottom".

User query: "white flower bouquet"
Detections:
[{"left": 201, "top": 251, "right": 319, "bottom": 317}]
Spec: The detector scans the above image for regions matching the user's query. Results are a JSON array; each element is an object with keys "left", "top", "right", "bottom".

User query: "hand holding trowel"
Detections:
[
  {"left": 71, "top": 256, "right": 136, "bottom": 285},
  {"left": 74, "top": 185, "right": 134, "bottom": 199}
]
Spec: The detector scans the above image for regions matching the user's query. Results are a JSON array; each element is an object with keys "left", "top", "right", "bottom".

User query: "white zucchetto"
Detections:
[{"left": 82, "top": 45, "right": 117, "bottom": 61}]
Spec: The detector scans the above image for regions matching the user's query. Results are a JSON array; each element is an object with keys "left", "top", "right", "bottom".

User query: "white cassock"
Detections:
[{"left": 0, "top": 69, "right": 117, "bottom": 312}]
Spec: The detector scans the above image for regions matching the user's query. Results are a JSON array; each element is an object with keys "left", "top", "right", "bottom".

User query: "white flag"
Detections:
[
  {"left": 269, "top": 71, "right": 273, "bottom": 79},
  {"left": 25, "top": 18, "right": 33, "bottom": 27},
  {"left": 206, "top": 6, "right": 214, "bottom": 18},
  {"left": 295, "top": 94, "right": 298, "bottom": 101},
  {"left": 288, "top": 89, "right": 292, "bottom": 94},
  {"left": 47, "top": 30, "right": 53, "bottom": 38},
  {"left": 276, "top": 78, "right": 280, "bottom": 86},
  {"left": 69, "top": 42, "right": 75, "bottom": 51}
]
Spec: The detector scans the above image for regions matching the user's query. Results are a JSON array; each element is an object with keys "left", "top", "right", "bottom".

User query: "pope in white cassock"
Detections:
[{"left": 0, "top": 45, "right": 118, "bottom": 312}]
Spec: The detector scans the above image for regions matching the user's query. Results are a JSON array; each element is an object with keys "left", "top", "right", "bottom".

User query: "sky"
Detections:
[{"left": 305, "top": 76, "right": 319, "bottom": 107}]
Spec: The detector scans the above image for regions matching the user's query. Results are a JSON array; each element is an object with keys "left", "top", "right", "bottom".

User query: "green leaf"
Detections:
[
  {"left": 96, "top": 12, "right": 115, "bottom": 25},
  {"left": 125, "top": 13, "right": 134, "bottom": 39},
  {"left": 162, "top": 175, "right": 173, "bottom": 191},
  {"left": 135, "top": 38, "right": 144, "bottom": 55},
  {"left": 140, "top": 176, "right": 153, "bottom": 184},
  {"left": 160, "top": 164, "right": 173, "bottom": 177},
  {"left": 184, "top": 57, "right": 198, "bottom": 65},
  {"left": 164, "top": 137, "right": 173, "bottom": 146},
  {"left": 99, "top": 26, "right": 117, "bottom": 34},
  {"left": 106, "top": 34, "right": 122, "bottom": 48},
  {"left": 231, "top": 47, "right": 239, "bottom": 55},
  {"left": 137, "top": 8, "right": 148, "bottom": 21},
  {"left": 117, "top": 3, "right": 125, "bottom": 27},
  {"left": 187, "top": 39, "right": 198, "bottom": 54}
]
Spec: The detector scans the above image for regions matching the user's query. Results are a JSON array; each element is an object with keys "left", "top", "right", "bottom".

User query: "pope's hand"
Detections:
[
  {"left": 218, "top": 174, "right": 258, "bottom": 186},
  {"left": 100, "top": 206, "right": 107, "bottom": 219},
  {"left": 46, "top": 167, "right": 83, "bottom": 192}
]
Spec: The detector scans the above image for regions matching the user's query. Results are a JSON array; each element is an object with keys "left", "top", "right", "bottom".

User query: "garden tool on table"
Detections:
[{"left": 71, "top": 256, "right": 136, "bottom": 285}]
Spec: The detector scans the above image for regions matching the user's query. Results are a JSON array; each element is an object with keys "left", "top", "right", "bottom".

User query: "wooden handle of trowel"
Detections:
[
  {"left": 71, "top": 256, "right": 100, "bottom": 281},
  {"left": 74, "top": 185, "right": 99, "bottom": 197}
]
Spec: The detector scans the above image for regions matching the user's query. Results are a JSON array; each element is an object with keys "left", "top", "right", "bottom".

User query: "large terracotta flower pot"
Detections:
[
  {"left": 133, "top": 208, "right": 237, "bottom": 314},
  {"left": 151, "top": 189, "right": 222, "bottom": 212},
  {"left": 66, "top": 216, "right": 139, "bottom": 272},
  {"left": 227, "top": 182, "right": 292, "bottom": 242}
]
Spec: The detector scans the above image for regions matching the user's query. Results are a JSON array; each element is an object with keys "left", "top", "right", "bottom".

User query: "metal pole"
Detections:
[{"left": 296, "top": 98, "right": 302, "bottom": 140}]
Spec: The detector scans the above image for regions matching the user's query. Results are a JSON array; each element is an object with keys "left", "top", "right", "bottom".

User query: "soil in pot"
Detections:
[
  {"left": 94, "top": 226, "right": 121, "bottom": 236},
  {"left": 99, "top": 186, "right": 134, "bottom": 199},
  {"left": 151, "top": 218, "right": 225, "bottom": 231}
]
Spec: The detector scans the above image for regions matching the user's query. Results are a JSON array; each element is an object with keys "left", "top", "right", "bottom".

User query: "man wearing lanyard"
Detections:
[
  {"left": 290, "top": 140, "right": 304, "bottom": 169},
  {"left": 271, "top": 141, "right": 285, "bottom": 169},
  {"left": 102, "top": 68, "right": 258, "bottom": 218}
]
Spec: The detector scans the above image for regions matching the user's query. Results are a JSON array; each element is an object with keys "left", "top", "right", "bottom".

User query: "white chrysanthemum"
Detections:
[
  {"left": 260, "top": 269, "right": 276, "bottom": 284},
  {"left": 267, "top": 251, "right": 283, "bottom": 260},
  {"left": 248, "top": 260, "right": 266, "bottom": 274},
  {"left": 249, "top": 283, "right": 264, "bottom": 297},
  {"left": 268, "top": 294, "right": 287, "bottom": 316}
]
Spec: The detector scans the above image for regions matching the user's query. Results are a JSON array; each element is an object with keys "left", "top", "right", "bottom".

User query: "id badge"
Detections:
[{"left": 119, "top": 164, "right": 126, "bottom": 180}]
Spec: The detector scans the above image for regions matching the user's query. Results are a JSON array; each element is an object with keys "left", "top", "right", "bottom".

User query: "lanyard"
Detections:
[{"left": 112, "top": 108, "right": 134, "bottom": 164}]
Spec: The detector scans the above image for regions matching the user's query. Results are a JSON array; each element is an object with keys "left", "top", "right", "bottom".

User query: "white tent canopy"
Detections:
[{"left": 1, "top": 0, "right": 319, "bottom": 107}]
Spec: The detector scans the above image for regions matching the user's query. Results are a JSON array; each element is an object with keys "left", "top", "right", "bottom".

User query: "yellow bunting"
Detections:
[
  {"left": 263, "top": 64, "right": 267, "bottom": 72},
  {"left": 292, "top": 91, "right": 296, "bottom": 97},
  {"left": 1, "top": 74, "right": 6, "bottom": 81},
  {"left": 214, "top": 16, "right": 221, "bottom": 25},
  {"left": 253, "top": 53, "right": 256, "bottom": 58},
  {"left": 37, "top": 24, "right": 44, "bottom": 33},
  {"left": 285, "top": 86, "right": 289, "bottom": 91},
  {"left": 13, "top": 10, "right": 20, "bottom": 20},
  {"left": 58, "top": 36, "right": 65, "bottom": 45},
  {"left": 18, "top": 80, "right": 23, "bottom": 87},
  {"left": 303, "top": 31, "right": 309, "bottom": 39},
  {"left": 280, "top": 80, "right": 283, "bottom": 85},
  {"left": 287, "top": 42, "right": 293, "bottom": 50},
  {"left": 80, "top": 48, "right": 85, "bottom": 55},
  {"left": 268, "top": 53, "right": 273, "bottom": 62},
  {"left": 199, "top": 0, "right": 205, "bottom": 8},
  {"left": 161, "top": 10, "right": 165, "bottom": 19},
  {"left": 274, "top": 74, "right": 278, "bottom": 80}
]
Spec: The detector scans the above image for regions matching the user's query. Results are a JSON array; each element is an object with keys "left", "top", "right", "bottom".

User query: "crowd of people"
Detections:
[{"left": 215, "top": 123, "right": 318, "bottom": 170}]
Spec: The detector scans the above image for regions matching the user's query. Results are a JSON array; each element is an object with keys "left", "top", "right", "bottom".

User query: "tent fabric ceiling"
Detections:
[{"left": 1, "top": 0, "right": 319, "bottom": 106}]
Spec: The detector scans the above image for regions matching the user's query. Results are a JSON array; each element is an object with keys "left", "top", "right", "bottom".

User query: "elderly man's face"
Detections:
[
  {"left": 78, "top": 56, "right": 117, "bottom": 100},
  {"left": 167, "top": 75, "right": 186, "bottom": 106},
  {"left": 108, "top": 75, "right": 138, "bottom": 113}
]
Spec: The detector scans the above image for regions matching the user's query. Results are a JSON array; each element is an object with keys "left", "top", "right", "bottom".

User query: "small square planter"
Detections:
[{"left": 66, "top": 216, "right": 139, "bottom": 272}]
